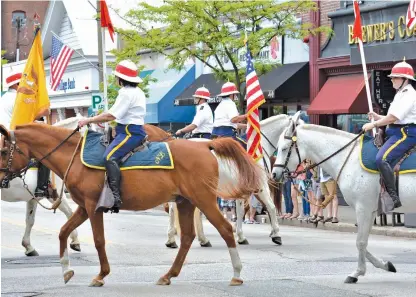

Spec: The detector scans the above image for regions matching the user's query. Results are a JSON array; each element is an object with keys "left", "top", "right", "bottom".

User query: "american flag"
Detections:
[
  {"left": 50, "top": 35, "right": 74, "bottom": 91},
  {"left": 245, "top": 42, "right": 265, "bottom": 162},
  {"left": 407, "top": 0, "right": 416, "bottom": 30}
]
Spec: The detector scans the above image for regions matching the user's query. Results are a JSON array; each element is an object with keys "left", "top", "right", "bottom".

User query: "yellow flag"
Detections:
[{"left": 10, "top": 29, "right": 50, "bottom": 129}]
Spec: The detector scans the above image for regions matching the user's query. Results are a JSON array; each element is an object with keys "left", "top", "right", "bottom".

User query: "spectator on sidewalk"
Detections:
[
  {"left": 319, "top": 167, "right": 339, "bottom": 224},
  {"left": 244, "top": 194, "right": 261, "bottom": 224},
  {"left": 280, "top": 179, "right": 293, "bottom": 219}
]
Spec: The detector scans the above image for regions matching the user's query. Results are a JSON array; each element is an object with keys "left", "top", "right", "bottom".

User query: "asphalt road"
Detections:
[{"left": 1, "top": 200, "right": 416, "bottom": 297}]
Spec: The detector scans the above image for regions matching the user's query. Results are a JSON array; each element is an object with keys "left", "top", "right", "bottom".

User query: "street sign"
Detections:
[{"left": 91, "top": 93, "right": 104, "bottom": 112}]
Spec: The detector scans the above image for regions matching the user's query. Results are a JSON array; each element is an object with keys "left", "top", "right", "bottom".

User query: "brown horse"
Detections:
[{"left": 0, "top": 123, "right": 266, "bottom": 287}]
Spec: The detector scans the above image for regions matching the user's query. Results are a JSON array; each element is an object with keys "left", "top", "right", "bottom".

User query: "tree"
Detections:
[
  {"left": 1, "top": 50, "right": 8, "bottom": 66},
  {"left": 114, "top": 0, "right": 331, "bottom": 111}
]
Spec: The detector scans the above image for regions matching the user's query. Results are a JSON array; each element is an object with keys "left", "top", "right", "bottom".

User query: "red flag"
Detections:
[
  {"left": 407, "top": 0, "right": 416, "bottom": 30},
  {"left": 100, "top": 0, "right": 115, "bottom": 43},
  {"left": 352, "top": 0, "right": 363, "bottom": 41}
]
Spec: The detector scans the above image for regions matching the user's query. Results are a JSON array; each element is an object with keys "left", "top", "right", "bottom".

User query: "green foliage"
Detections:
[
  {"left": 1, "top": 50, "right": 8, "bottom": 66},
  {"left": 114, "top": 0, "right": 332, "bottom": 112}
]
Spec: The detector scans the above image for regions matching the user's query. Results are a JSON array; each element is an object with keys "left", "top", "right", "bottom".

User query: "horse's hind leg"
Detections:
[
  {"left": 194, "top": 208, "right": 211, "bottom": 247},
  {"left": 49, "top": 197, "right": 81, "bottom": 252},
  {"left": 22, "top": 199, "right": 38, "bottom": 256},
  {"left": 197, "top": 197, "right": 243, "bottom": 286},
  {"left": 165, "top": 202, "right": 178, "bottom": 248},
  {"left": 157, "top": 198, "right": 196, "bottom": 285},
  {"left": 59, "top": 206, "right": 88, "bottom": 284}
]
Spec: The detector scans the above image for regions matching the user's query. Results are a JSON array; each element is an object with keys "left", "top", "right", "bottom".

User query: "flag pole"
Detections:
[{"left": 101, "top": 27, "right": 109, "bottom": 142}]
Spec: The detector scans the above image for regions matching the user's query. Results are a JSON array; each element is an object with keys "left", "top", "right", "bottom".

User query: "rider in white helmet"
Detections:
[
  {"left": 78, "top": 60, "right": 146, "bottom": 213},
  {"left": 363, "top": 59, "right": 416, "bottom": 208},
  {"left": 212, "top": 82, "right": 248, "bottom": 146},
  {"left": 1, "top": 70, "right": 52, "bottom": 196},
  {"left": 176, "top": 86, "right": 213, "bottom": 139}
]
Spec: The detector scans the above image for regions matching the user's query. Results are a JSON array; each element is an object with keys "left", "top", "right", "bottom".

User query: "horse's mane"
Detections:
[
  {"left": 260, "top": 114, "right": 288, "bottom": 126},
  {"left": 300, "top": 124, "right": 356, "bottom": 139},
  {"left": 53, "top": 117, "right": 79, "bottom": 128}
]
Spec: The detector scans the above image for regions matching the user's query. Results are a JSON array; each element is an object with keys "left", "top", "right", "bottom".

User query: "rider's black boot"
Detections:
[
  {"left": 35, "top": 163, "right": 51, "bottom": 197},
  {"left": 378, "top": 160, "right": 402, "bottom": 208},
  {"left": 105, "top": 159, "right": 122, "bottom": 213}
]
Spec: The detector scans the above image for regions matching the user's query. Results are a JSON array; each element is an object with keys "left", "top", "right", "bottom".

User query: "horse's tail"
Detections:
[{"left": 208, "top": 138, "right": 266, "bottom": 199}]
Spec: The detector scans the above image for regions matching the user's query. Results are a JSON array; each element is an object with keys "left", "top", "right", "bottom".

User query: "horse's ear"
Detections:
[
  {"left": 292, "top": 111, "right": 303, "bottom": 125},
  {"left": 0, "top": 125, "right": 9, "bottom": 140}
]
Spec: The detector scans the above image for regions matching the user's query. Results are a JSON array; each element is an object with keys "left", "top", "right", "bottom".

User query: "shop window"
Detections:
[
  {"left": 342, "top": 0, "right": 364, "bottom": 8},
  {"left": 336, "top": 114, "right": 368, "bottom": 134},
  {"left": 12, "top": 10, "right": 26, "bottom": 27}
]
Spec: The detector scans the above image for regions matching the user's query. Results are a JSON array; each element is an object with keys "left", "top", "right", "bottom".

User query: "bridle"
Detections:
[{"left": 0, "top": 127, "right": 80, "bottom": 188}]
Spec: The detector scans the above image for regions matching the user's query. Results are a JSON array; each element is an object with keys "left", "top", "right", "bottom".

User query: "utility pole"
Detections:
[{"left": 97, "top": 0, "right": 104, "bottom": 84}]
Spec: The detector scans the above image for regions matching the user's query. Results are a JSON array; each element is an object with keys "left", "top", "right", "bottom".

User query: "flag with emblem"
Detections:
[
  {"left": 10, "top": 29, "right": 50, "bottom": 129},
  {"left": 245, "top": 40, "right": 265, "bottom": 162},
  {"left": 50, "top": 35, "right": 74, "bottom": 91},
  {"left": 407, "top": 0, "right": 416, "bottom": 30}
]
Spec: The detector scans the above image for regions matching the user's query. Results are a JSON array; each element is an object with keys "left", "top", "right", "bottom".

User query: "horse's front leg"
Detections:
[
  {"left": 255, "top": 184, "right": 282, "bottom": 245},
  {"left": 49, "top": 197, "right": 81, "bottom": 252},
  {"left": 235, "top": 200, "right": 248, "bottom": 244},
  {"left": 86, "top": 204, "right": 110, "bottom": 287},
  {"left": 165, "top": 202, "right": 178, "bottom": 248},
  {"left": 22, "top": 199, "right": 39, "bottom": 256},
  {"left": 345, "top": 208, "right": 375, "bottom": 283},
  {"left": 59, "top": 206, "right": 88, "bottom": 284}
]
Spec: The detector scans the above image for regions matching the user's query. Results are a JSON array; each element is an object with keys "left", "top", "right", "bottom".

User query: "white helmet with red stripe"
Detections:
[
  {"left": 5, "top": 70, "right": 22, "bottom": 88},
  {"left": 113, "top": 60, "right": 143, "bottom": 83},
  {"left": 192, "top": 86, "right": 211, "bottom": 100},
  {"left": 218, "top": 82, "right": 239, "bottom": 97},
  {"left": 388, "top": 59, "right": 415, "bottom": 81}
]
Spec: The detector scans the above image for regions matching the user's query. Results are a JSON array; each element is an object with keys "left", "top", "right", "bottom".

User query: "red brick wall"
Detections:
[
  {"left": 1, "top": 1, "right": 49, "bottom": 62},
  {"left": 319, "top": 0, "right": 341, "bottom": 47}
]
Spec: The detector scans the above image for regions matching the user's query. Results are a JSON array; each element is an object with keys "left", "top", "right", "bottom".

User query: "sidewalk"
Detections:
[{"left": 255, "top": 205, "right": 416, "bottom": 239}]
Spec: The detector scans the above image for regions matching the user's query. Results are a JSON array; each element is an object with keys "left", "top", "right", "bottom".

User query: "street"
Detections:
[{"left": 2, "top": 200, "right": 416, "bottom": 297}]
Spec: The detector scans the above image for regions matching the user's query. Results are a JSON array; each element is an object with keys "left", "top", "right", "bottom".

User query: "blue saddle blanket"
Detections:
[
  {"left": 359, "top": 135, "right": 416, "bottom": 174},
  {"left": 81, "top": 130, "right": 174, "bottom": 170}
]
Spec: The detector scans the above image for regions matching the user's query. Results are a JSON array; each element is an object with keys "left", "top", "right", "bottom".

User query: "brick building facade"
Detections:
[{"left": 1, "top": 1, "right": 49, "bottom": 62}]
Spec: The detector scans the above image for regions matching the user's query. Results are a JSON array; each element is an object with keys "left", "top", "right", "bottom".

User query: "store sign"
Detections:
[
  {"left": 371, "top": 70, "right": 395, "bottom": 115},
  {"left": 56, "top": 77, "right": 76, "bottom": 93},
  {"left": 349, "top": 15, "right": 416, "bottom": 45}
]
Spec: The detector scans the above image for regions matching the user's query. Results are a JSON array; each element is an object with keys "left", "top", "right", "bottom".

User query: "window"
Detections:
[
  {"left": 336, "top": 114, "right": 368, "bottom": 134},
  {"left": 11, "top": 10, "right": 26, "bottom": 28},
  {"left": 343, "top": 1, "right": 364, "bottom": 8}
]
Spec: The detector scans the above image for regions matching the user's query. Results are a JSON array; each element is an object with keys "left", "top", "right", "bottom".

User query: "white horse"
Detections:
[
  {"left": 272, "top": 114, "right": 406, "bottom": 283},
  {"left": 165, "top": 114, "right": 297, "bottom": 248},
  {"left": 0, "top": 117, "right": 85, "bottom": 256}
]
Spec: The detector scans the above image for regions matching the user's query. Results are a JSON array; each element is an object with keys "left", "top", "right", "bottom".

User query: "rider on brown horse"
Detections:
[{"left": 78, "top": 60, "right": 147, "bottom": 213}]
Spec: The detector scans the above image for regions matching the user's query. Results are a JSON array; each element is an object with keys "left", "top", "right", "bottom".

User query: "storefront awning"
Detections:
[
  {"left": 145, "top": 65, "right": 195, "bottom": 124},
  {"left": 307, "top": 74, "right": 370, "bottom": 115},
  {"left": 174, "top": 73, "right": 226, "bottom": 106}
]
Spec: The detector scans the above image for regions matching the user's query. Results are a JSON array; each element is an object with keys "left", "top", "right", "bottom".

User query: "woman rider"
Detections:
[{"left": 78, "top": 60, "right": 147, "bottom": 212}]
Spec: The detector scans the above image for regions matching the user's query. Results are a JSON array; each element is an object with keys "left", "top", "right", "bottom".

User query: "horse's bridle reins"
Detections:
[
  {"left": 0, "top": 127, "right": 81, "bottom": 212},
  {"left": 272, "top": 123, "right": 365, "bottom": 209}
]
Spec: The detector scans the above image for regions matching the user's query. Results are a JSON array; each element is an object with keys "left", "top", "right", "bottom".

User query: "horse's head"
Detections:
[
  {"left": 271, "top": 116, "right": 304, "bottom": 182},
  {"left": 0, "top": 125, "right": 30, "bottom": 187}
]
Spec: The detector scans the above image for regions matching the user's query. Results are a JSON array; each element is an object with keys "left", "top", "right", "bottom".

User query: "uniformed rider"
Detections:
[
  {"left": 78, "top": 60, "right": 147, "bottom": 213},
  {"left": 0, "top": 70, "right": 52, "bottom": 196},
  {"left": 363, "top": 59, "right": 416, "bottom": 209},
  {"left": 175, "top": 87, "right": 213, "bottom": 139},
  {"left": 212, "top": 82, "right": 247, "bottom": 145}
]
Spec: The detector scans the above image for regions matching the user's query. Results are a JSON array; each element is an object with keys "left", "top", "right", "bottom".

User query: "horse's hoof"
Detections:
[
  {"left": 344, "top": 276, "right": 358, "bottom": 284},
  {"left": 200, "top": 241, "right": 212, "bottom": 247},
  {"left": 156, "top": 277, "right": 171, "bottom": 285},
  {"left": 70, "top": 243, "right": 81, "bottom": 252},
  {"left": 230, "top": 277, "right": 243, "bottom": 286},
  {"left": 238, "top": 239, "right": 249, "bottom": 245},
  {"left": 63, "top": 270, "right": 74, "bottom": 284},
  {"left": 272, "top": 236, "right": 282, "bottom": 245},
  {"left": 89, "top": 278, "right": 105, "bottom": 287},
  {"left": 26, "top": 250, "right": 39, "bottom": 257},
  {"left": 165, "top": 242, "right": 178, "bottom": 249},
  {"left": 387, "top": 261, "right": 397, "bottom": 273}
]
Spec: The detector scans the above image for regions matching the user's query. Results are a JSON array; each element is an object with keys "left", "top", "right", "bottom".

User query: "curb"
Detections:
[{"left": 255, "top": 214, "right": 416, "bottom": 239}]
